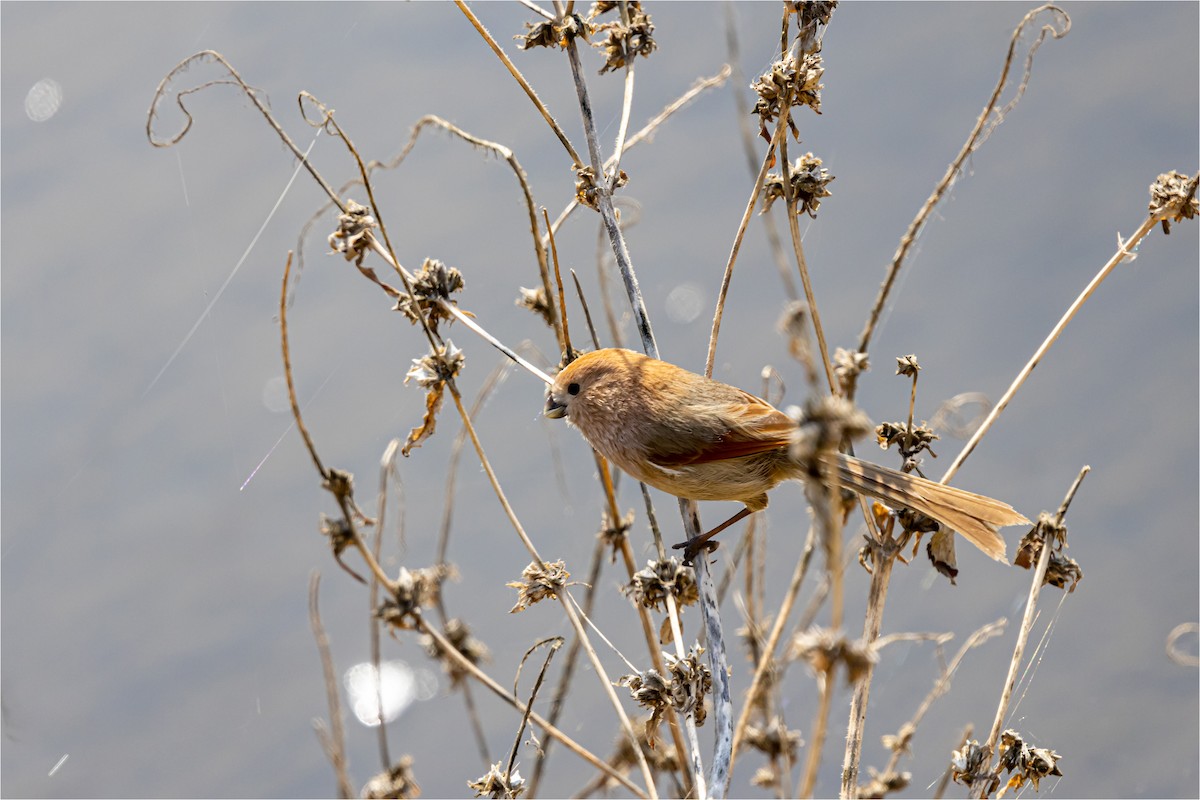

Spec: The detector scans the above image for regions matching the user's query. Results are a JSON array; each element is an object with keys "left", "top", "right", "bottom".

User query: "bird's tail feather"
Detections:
[{"left": 828, "top": 453, "right": 1028, "bottom": 562}]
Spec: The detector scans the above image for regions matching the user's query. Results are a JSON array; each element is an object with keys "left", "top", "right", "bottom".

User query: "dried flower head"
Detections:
[
  {"left": 422, "top": 617, "right": 491, "bottom": 688},
  {"left": 593, "top": 4, "right": 656, "bottom": 74},
  {"left": 743, "top": 715, "right": 803, "bottom": 761},
  {"left": 833, "top": 347, "right": 869, "bottom": 395},
  {"left": 950, "top": 739, "right": 999, "bottom": 795},
  {"left": 858, "top": 767, "right": 911, "bottom": 799},
  {"left": 394, "top": 258, "right": 464, "bottom": 334},
  {"left": 998, "top": 729, "right": 1063, "bottom": 792},
  {"left": 468, "top": 761, "right": 525, "bottom": 799},
  {"left": 876, "top": 421, "right": 939, "bottom": 460},
  {"left": 788, "top": 395, "right": 873, "bottom": 471},
  {"left": 617, "top": 645, "right": 712, "bottom": 739},
  {"left": 402, "top": 340, "right": 465, "bottom": 456},
  {"left": 361, "top": 756, "right": 421, "bottom": 799},
  {"left": 514, "top": 13, "right": 592, "bottom": 51},
  {"left": 789, "top": 626, "right": 877, "bottom": 684},
  {"left": 328, "top": 199, "right": 377, "bottom": 266},
  {"left": 599, "top": 508, "right": 635, "bottom": 557},
  {"left": 507, "top": 560, "right": 570, "bottom": 612},
  {"left": 761, "top": 152, "right": 834, "bottom": 218},
  {"left": 376, "top": 565, "right": 454, "bottom": 631},
  {"left": 1148, "top": 170, "right": 1199, "bottom": 233},
  {"left": 623, "top": 557, "right": 698, "bottom": 611},
  {"left": 1013, "top": 511, "right": 1082, "bottom": 591},
  {"left": 319, "top": 512, "right": 355, "bottom": 558},
  {"left": 515, "top": 286, "right": 553, "bottom": 327},
  {"left": 751, "top": 53, "right": 824, "bottom": 139}
]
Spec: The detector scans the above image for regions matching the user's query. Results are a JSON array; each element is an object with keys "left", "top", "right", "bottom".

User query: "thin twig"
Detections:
[
  {"left": 729, "top": 521, "right": 818, "bottom": 770},
  {"left": 980, "top": 467, "right": 1089, "bottom": 783},
  {"left": 309, "top": 573, "right": 354, "bottom": 799},
  {"left": 856, "top": 5, "right": 1070, "bottom": 358},
  {"left": 941, "top": 208, "right": 1172, "bottom": 484},
  {"left": 455, "top": 0, "right": 583, "bottom": 166}
]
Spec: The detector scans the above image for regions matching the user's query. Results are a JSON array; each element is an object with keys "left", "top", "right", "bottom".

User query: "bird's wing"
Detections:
[{"left": 648, "top": 389, "right": 795, "bottom": 467}]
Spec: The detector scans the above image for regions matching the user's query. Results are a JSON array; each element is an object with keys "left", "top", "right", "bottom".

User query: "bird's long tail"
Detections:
[{"left": 826, "top": 453, "right": 1028, "bottom": 562}]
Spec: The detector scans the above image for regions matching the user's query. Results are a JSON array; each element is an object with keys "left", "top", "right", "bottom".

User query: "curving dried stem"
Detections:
[
  {"left": 777, "top": 133, "right": 836, "bottom": 395},
  {"left": 703, "top": 52, "right": 798, "bottom": 379},
  {"left": 855, "top": 5, "right": 1071, "bottom": 360},
  {"left": 146, "top": 50, "right": 344, "bottom": 209}
]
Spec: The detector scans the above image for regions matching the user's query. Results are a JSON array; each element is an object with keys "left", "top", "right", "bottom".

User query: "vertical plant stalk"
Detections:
[
  {"left": 560, "top": 18, "right": 732, "bottom": 796},
  {"left": 840, "top": 540, "right": 898, "bottom": 797},
  {"left": 978, "top": 467, "right": 1089, "bottom": 793},
  {"left": 309, "top": 573, "right": 355, "bottom": 799}
]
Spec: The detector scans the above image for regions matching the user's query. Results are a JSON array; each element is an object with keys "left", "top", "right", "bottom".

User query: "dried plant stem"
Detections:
[
  {"left": 370, "top": 440, "right": 401, "bottom": 769},
  {"left": 564, "top": 36, "right": 658, "bottom": 357},
  {"left": 443, "top": 383, "right": 659, "bottom": 798},
  {"left": 729, "top": 521, "right": 818, "bottom": 770},
  {"left": 856, "top": 5, "right": 1070, "bottom": 358},
  {"left": 440, "top": 299, "right": 555, "bottom": 385},
  {"left": 777, "top": 135, "right": 836, "bottom": 395},
  {"left": 609, "top": 0, "right": 637, "bottom": 182},
  {"left": 308, "top": 573, "right": 354, "bottom": 799},
  {"left": 724, "top": 2, "right": 798, "bottom": 301},
  {"left": 979, "top": 467, "right": 1089, "bottom": 790},
  {"left": 840, "top": 542, "right": 899, "bottom": 797},
  {"left": 416, "top": 613, "right": 649, "bottom": 799},
  {"left": 666, "top": 592, "right": 709, "bottom": 800},
  {"left": 455, "top": 0, "right": 583, "bottom": 167},
  {"left": 800, "top": 671, "right": 834, "bottom": 798},
  {"left": 704, "top": 62, "right": 796, "bottom": 378},
  {"left": 561, "top": 20, "right": 732, "bottom": 795},
  {"left": 941, "top": 211, "right": 1167, "bottom": 483}
]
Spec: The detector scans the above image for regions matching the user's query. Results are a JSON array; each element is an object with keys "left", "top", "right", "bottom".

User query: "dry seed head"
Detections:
[
  {"left": 395, "top": 258, "right": 464, "bottom": 333},
  {"left": 328, "top": 199, "right": 377, "bottom": 266},
  {"left": 507, "top": 560, "right": 570, "bottom": 612},
  {"left": 761, "top": 152, "right": 834, "bottom": 218},
  {"left": 623, "top": 557, "right": 698, "bottom": 611},
  {"left": 468, "top": 761, "right": 525, "bottom": 799},
  {"left": 1148, "top": 170, "right": 1199, "bottom": 230},
  {"left": 361, "top": 756, "right": 421, "bottom": 800}
]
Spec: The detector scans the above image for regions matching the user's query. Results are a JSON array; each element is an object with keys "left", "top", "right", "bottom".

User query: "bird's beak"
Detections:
[{"left": 544, "top": 395, "right": 567, "bottom": 419}]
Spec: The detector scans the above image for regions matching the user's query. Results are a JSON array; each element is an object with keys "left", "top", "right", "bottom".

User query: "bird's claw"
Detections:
[{"left": 673, "top": 537, "right": 720, "bottom": 567}]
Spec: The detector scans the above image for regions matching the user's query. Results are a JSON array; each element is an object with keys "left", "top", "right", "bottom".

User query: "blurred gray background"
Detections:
[{"left": 2, "top": 2, "right": 1197, "bottom": 797}]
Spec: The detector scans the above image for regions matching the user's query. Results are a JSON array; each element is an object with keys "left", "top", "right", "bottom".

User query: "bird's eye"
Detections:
[{"left": 567, "top": 382, "right": 580, "bottom": 396}]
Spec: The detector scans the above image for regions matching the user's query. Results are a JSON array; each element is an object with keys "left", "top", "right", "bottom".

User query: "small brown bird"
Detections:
[{"left": 544, "top": 348, "right": 1027, "bottom": 563}]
